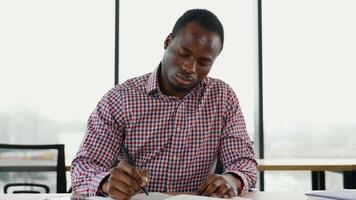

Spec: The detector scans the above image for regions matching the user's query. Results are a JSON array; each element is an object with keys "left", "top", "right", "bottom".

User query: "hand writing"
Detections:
[{"left": 102, "top": 161, "right": 148, "bottom": 200}]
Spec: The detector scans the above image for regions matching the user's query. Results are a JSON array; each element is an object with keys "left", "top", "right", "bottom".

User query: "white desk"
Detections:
[
  {"left": 0, "top": 193, "right": 70, "bottom": 200},
  {"left": 257, "top": 159, "right": 356, "bottom": 190}
]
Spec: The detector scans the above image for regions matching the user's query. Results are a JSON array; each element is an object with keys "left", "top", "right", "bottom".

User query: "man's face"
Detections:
[{"left": 160, "top": 21, "right": 222, "bottom": 97}]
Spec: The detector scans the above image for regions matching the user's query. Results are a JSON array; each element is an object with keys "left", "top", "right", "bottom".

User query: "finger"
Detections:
[
  {"left": 222, "top": 186, "right": 238, "bottom": 199},
  {"left": 115, "top": 179, "right": 137, "bottom": 197},
  {"left": 197, "top": 175, "right": 217, "bottom": 194},
  {"left": 197, "top": 180, "right": 208, "bottom": 195},
  {"left": 138, "top": 169, "right": 149, "bottom": 187},
  {"left": 202, "top": 180, "right": 221, "bottom": 196},
  {"left": 119, "top": 162, "right": 142, "bottom": 179},
  {"left": 215, "top": 183, "right": 231, "bottom": 198},
  {"left": 202, "top": 184, "right": 219, "bottom": 197},
  {"left": 119, "top": 162, "right": 146, "bottom": 186},
  {"left": 107, "top": 175, "right": 137, "bottom": 197},
  {"left": 110, "top": 170, "right": 141, "bottom": 192}
]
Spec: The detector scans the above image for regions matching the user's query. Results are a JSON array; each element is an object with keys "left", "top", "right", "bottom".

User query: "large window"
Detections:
[
  {"left": 263, "top": 0, "right": 356, "bottom": 191},
  {"left": 119, "top": 0, "right": 256, "bottom": 138},
  {"left": 2, "top": 0, "right": 354, "bottom": 193},
  {"left": 0, "top": 0, "right": 115, "bottom": 191}
]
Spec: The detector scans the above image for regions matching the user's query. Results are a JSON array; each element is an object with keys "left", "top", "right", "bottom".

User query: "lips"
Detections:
[{"left": 174, "top": 73, "right": 193, "bottom": 86}]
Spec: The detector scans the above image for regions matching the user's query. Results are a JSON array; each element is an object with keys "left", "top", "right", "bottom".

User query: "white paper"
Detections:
[
  {"left": 305, "top": 189, "right": 356, "bottom": 200},
  {"left": 85, "top": 196, "right": 111, "bottom": 200},
  {"left": 85, "top": 192, "right": 171, "bottom": 200},
  {"left": 45, "top": 197, "right": 71, "bottom": 200},
  {"left": 132, "top": 192, "right": 172, "bottom": 200},
  {"left": 76, "top": 193, "right": 251, "bottom": 200},
  {"left": 166, "top": 194, "right": 251, "bottom": 200}
]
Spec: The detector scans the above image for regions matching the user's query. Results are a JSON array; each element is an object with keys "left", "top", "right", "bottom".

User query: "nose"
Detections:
[{"left": 182, "top": 59, "right": 197, "bottom": 74}]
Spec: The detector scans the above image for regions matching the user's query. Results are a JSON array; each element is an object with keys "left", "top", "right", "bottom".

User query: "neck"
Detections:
[{"left": 158, "top": 66, "right": 188, "bottom": 98}]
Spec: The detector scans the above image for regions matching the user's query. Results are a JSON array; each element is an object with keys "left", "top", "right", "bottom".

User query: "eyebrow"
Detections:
[{"left": 181, "top": 46, "right": 213, "bottom": 62}]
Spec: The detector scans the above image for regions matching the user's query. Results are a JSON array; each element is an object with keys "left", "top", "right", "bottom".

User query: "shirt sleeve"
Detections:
[
  {"left": 70, "top": 87, "right": 125, "bottom": 197},
  {"left": 219, "top": 86, "right": 258, "bottom": 193}
]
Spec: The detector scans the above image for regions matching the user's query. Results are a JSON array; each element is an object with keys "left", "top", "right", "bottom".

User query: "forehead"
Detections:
[{"left": 174, "top": 21, "right": 222, "bottom": 55}]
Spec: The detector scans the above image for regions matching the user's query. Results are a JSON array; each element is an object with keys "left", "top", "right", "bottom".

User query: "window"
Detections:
[
  {"left": 0, "top": 0, "right": 115, "bottom": 191},
  {"left": 263, "top": 0, "right": 356, "bottom": 190},
  {"left": 119, "top": 0, "right": 256, "bottom": 138}
]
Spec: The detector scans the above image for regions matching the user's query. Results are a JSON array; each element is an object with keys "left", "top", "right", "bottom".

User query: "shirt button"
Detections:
[
  {"left": 173, "top": 155, "right": 178, "bottom": 161},
  {"left": 176, "top": 127, "right": 181, "bottom": 131}
]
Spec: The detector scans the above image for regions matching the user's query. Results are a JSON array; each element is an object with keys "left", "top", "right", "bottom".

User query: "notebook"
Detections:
[
  {"left": 165, "top": 194, "right": 251, "bottom": 199},
  {"left": 305, "top": 190, "right": 356, "bottom": 200}
]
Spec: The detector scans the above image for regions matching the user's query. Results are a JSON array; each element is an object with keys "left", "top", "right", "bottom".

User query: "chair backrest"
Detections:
[
  {"left": 0, "top": 143, "right": 66, "bottom": 193},
  {"left": 215, "top": 156, "right": 224, "bottom": 174},
  {"left": 4, "top": 183, "right": 50, "bottom": 194}
]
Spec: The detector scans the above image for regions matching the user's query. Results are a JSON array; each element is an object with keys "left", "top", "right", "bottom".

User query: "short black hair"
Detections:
[{"left": 171, "top": 9, "right": 224, "bottom": 51}]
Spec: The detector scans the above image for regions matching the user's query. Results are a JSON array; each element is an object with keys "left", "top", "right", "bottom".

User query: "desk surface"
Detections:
[
  {"left": 0, "top": 191, "right": 309, "bottom": 200},
  {"left": 243, "top": 191, "right": 307, "bottom": 200},
  {"left": 257, "top": 158, "right": 356, "bottom": 171},
  {"left": 0, "top": 193, "right": 69, "bottom": 200}
]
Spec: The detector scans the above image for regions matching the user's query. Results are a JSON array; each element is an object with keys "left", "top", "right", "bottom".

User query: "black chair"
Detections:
[
  {"left": 0, "top": 143, "right": 67, "bottom": 193},
  {"left": 4, "top": 183, "right": 50, "bottom": 193},
  {"left": 214, "top": 156, "right": 223, "bottom": 174}
]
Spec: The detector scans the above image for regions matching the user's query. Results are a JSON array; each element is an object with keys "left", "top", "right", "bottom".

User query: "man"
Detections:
[{"left": 71, "top": 9, "right": 257, "bottom": 199}]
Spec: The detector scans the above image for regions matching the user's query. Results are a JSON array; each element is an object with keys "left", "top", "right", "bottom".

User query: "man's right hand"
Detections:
[{"left": 101, "top": 161, "right": 148, "bottom": 200}]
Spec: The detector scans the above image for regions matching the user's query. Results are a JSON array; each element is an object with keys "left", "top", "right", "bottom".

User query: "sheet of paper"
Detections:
[
  {"left": 132, "top": 192, "right": 172, "bottom": 200},
  {"left": 305, "top": 189, "right": 356, "bottom": 200},
  {"left": 166, "top": 194, "right": 251, "bottom": 200},
  {"left": 85, "top": 192, "right": 171, "bottom": 200},
  {"left": 63, "top": 193, "right": 251, "bottom": 200},
  {"left": 85, "top": 196, "right": 111, "bottom": 200}
]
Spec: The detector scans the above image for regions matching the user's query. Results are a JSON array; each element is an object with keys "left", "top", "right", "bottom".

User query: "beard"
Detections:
[
  {"left": 168, "top": 76, "right": 197, "bottom": 92},
  {"left": 159, "top": 62, "right": 199, "bottom": 95}
]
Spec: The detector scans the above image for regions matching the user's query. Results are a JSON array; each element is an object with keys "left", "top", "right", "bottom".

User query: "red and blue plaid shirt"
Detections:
[{"left": 71, "top": 66, "right": 257, "bottom": 196}]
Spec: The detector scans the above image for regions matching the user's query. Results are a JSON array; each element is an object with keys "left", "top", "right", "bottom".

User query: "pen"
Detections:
[{"left": 121, "top": 145, "right": 149, "bottom": 196}]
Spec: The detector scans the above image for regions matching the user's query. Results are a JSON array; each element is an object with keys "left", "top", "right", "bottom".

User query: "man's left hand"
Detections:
[{"left": 197, "top": 173, "right": 242, "bottom": 198}]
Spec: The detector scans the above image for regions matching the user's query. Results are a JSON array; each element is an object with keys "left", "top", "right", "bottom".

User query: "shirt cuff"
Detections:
[
  {"left": 223, "top": 170, "right": 249, "bottom": 194},
  {"left": 89, "top": 171, "right": 111, "bottom": 196}
]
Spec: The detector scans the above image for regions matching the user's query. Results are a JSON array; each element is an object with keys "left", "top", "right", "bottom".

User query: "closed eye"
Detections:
[
  {"left": 198, "top": 59, "right": 212, "bottom": 66},
  {"left": 178, "top": 51, "right": 190, "bottom": 58},
  {"left": 179, "top": 51, "right": 190, "bottom": 57},
  {"left": 179, "top": 46, "right": 192, "bottom": 57}
]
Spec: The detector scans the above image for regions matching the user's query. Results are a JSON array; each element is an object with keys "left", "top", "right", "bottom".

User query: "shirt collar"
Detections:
[
  {"left": 145, "top": 65, "right": 160, "bottom": 95},
  {"left": 145, "top": 63, "right": 209, "bottom": 95}
]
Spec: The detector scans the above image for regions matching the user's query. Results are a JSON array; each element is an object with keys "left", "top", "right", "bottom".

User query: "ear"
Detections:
[{"left": 164, "top": 33, "right": 173, "bottom": 50}]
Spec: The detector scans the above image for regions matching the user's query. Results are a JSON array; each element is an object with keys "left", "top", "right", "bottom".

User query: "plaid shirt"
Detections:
[{"left": 71, "top": 66, "right": 257, "bottom": 196}]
